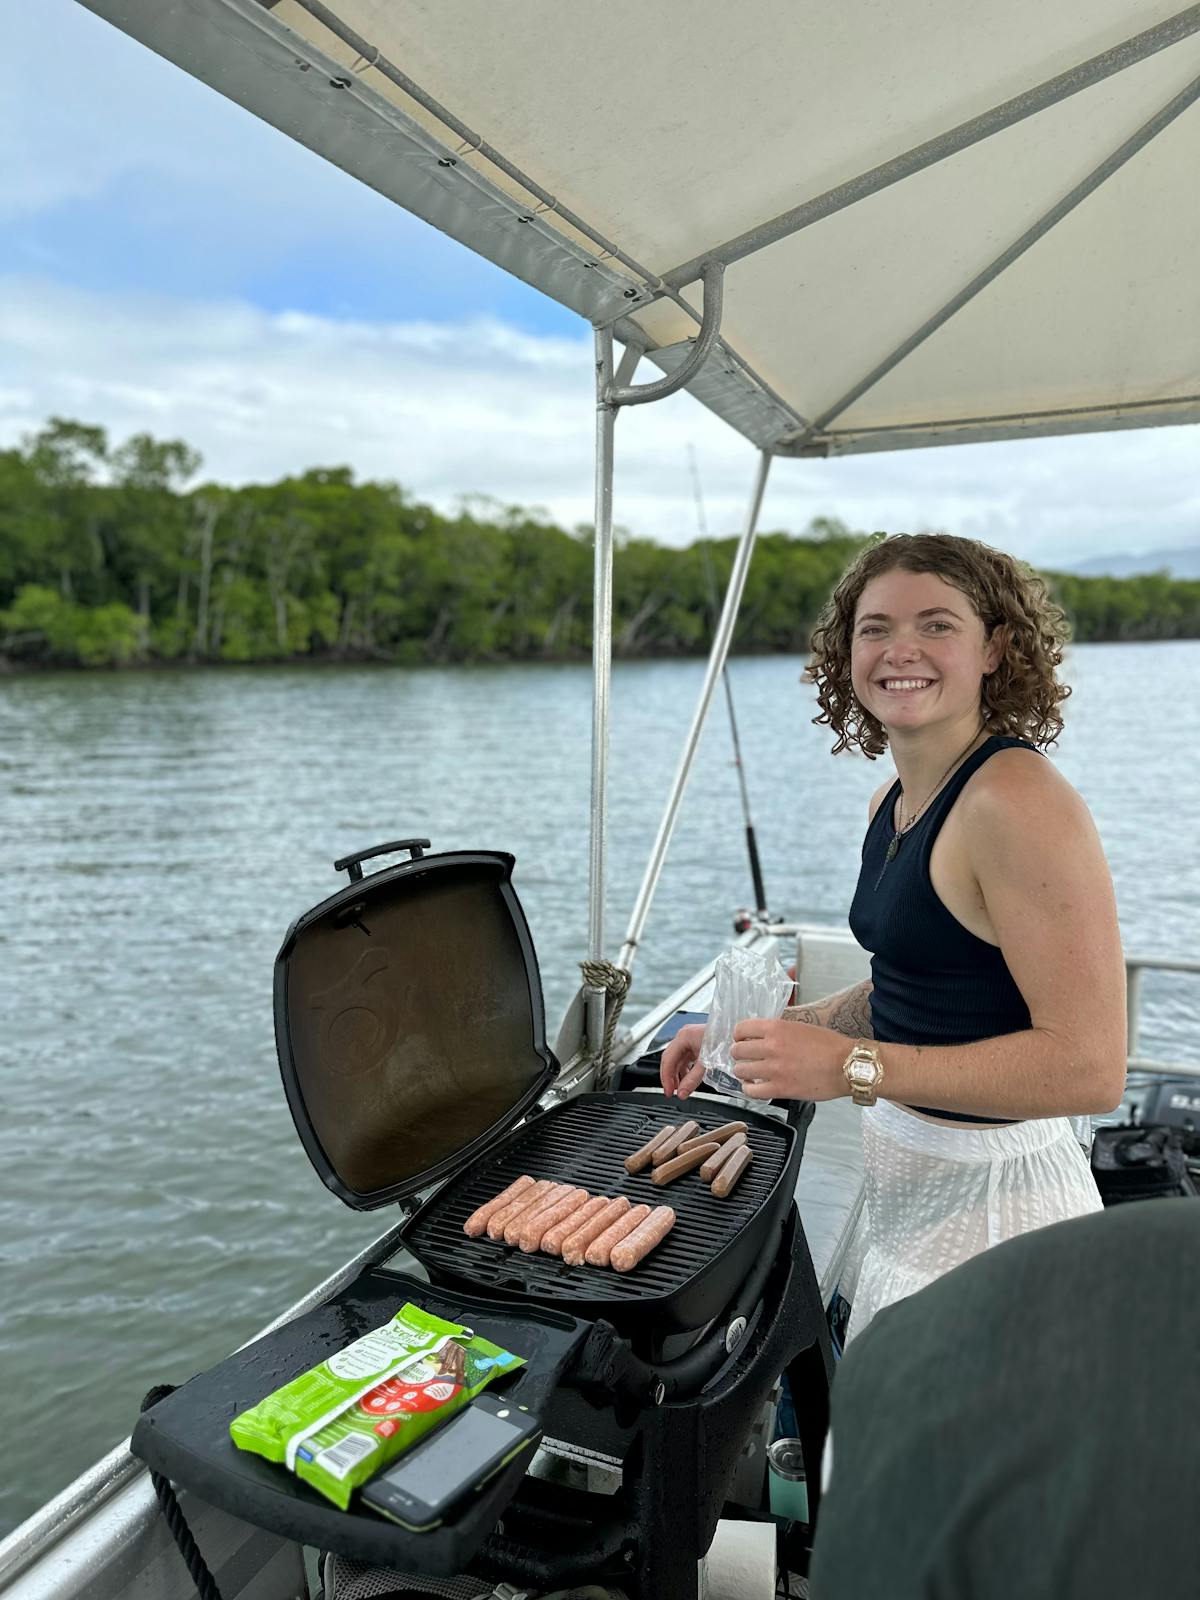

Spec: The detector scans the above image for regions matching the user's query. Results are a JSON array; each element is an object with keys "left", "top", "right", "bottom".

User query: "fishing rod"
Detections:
[{"left": 687, "top": 444, "right": 769, "bottom": 919}]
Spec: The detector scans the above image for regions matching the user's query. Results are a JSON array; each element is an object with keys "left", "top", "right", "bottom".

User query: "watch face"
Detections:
[{"left": 849, "top": 1059, "right": 877, "bottom": 1086}]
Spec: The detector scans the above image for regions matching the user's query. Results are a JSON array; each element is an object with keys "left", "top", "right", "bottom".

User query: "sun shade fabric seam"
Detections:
[
  {"left": 657, "top": 3, "right": 1200, "bottom": 289},
  {"left": 784, "top": 70, "right": 1200, "bottom": 449}
]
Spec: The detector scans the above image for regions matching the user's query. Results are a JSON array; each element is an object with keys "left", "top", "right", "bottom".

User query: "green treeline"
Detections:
[{"left": 1, "top": 418, "right": 1197, "bottom": 669}]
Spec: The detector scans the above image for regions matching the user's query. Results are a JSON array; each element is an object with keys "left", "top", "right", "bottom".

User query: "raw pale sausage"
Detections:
[
  {"left": 585, "top": 1203, "right": 651, "bottom": 1267},
  {"left": 677, "top": 1122, "right": 747, "bottom": 1157},
  {"left": 499, "top": 1177, "right": 569, "bottom": 1248},
  {"left": 562, "top": 1197, "right": 630, "bottom": 1266},
  {"left": 651, "top": 1142, "right": 719, "bottom": 1186},
  {"left": 651, "top": 1121, "right": 700, "bottom": 1166},
  {"left": 610, "top": 1206, "right": 676, "bottom": 1272},
  {"left": 518, "top": 1187, "right": 589, "bottom": 1253},
  {"left": 463, "top": 1174, "right": 535, "bottom": 1237},
  {"left": 699, "top": 1132, "right": 749, "bottom": 1182},
  {"left": 486, "top": 1178, "right": 553, "bottom": 1240},
  {"left": 712, "top": 1145, "right": 753, "bottom": 1197},
  {"left": 541, "top": 1193, "right": 608, "bottom": 1256},
  {"left": 624, "top": 1124, "right": 676, "bottom": 1174}
]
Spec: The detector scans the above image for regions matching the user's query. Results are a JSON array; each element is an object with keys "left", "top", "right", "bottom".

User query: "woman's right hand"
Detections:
[{"left": 659, "top": 1023, "right": 707, "bottom": 1100}]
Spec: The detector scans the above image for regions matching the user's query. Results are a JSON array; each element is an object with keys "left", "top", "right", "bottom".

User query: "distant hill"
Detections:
[{"left": 1058, "top": 543, "right": 1200, "bottom": 579}]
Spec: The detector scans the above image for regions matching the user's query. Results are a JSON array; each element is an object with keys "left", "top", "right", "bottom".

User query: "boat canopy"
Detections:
[{"left": 82, "top": 0, "right": 1200, "bottom": 456}]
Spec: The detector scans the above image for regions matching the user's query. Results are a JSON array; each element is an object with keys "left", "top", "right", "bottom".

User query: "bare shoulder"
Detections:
[
  {"left": 960, "top": 746, "right": 1094, "bottom": 839},
  {"left": 868, "top": 775, "right": 896, "bottom": 824}
]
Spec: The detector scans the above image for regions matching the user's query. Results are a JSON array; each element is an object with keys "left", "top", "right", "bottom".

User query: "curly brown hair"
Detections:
[{"left": 806, "top": 533, "right": 1071, "bottom": 757}]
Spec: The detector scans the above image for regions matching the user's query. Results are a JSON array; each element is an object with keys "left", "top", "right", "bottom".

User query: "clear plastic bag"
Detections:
[{"left": 701, "top": 946, "right": 793, "bottom": 1099}]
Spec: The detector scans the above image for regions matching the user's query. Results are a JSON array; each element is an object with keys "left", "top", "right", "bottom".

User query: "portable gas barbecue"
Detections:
[
  {"left": 406, "top": 1091, "right": 796, "bottom": 1337},
  {"left": 132, "top": 842, "right": 833, "bottom": 1599}
]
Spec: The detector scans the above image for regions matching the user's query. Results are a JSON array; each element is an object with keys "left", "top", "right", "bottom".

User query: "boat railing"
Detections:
[
  {"left": 1124, "top": 952, "right": 1200, "bottom": 1077},
  {"left": 770, "top": 923, "right": 1200, "bottom": 1082},
  {"left": 0, "top": 1219, "right": 411, "bottom": 1591}
]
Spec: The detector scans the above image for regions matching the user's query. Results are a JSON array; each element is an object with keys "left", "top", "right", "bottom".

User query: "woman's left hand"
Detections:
[{"left": 730, "top": 1018, "right": 848, "bottom": 1101}]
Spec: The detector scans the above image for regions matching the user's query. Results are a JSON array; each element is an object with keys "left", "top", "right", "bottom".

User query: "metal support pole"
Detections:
[
  {"left": 1126, "top": 963, "right": 1143, "bottom": 1057},
  {"left": 613, "top": 339, "right": 646, "bottom": 390},
  {"left": 604, "top": 265, "right": 725, "bottom": 407},
  {"left": 617, "top": 448, "right": 774, "bottom": 973},
  {"left": 587, "top": 328, "right": 618, "bottom": 1055}
]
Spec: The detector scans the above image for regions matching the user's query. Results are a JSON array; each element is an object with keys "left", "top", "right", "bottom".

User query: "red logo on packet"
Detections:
[{"left": 360, "top": 1376, "right": 461, "bottom": 1419}]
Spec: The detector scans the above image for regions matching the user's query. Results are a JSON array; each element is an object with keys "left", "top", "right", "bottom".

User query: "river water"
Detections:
[{"left": 1, "top": 642, "right": 1197, "bottom": 1536}]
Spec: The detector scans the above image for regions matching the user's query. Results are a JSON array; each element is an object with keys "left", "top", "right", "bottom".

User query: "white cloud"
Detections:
[{"left": 1, "top": 274, "right": 1197, "bottom": 566}]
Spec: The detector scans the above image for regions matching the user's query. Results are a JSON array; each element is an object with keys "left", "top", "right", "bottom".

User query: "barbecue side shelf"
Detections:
[{"left": 130, "top": 1270, "right": 592, "bottom": 1578}]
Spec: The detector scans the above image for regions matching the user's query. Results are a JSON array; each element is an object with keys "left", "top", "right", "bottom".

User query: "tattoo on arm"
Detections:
[
  {"left": 828, "top": 983, "right": 874, "bottom": 1039},
  {"left": 783, "top": 980, "right": 873, "bottom": 1039},
  {"left": 782, "top": 1005, "right": 823, "bottom": 1027}
]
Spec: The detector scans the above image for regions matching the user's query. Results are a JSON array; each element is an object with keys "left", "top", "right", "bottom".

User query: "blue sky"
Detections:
[
  {"left": 2, "top": 0, "right": 1197, "bottom": 566},
  {"left": 3, "top": 1, "right": 573, "bottom": 335}
]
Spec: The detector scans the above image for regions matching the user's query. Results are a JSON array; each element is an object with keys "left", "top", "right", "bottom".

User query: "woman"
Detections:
[{"left": 661, "top": 533, "right": 1124, "bottom": 1341}]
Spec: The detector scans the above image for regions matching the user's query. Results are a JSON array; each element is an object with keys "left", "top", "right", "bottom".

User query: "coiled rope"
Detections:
[{"left": 577, "top": 960, "right": 631, "bottom": 1089}]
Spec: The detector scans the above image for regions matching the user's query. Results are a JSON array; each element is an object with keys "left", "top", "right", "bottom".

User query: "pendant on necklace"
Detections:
[{"left": 873, "top": 832, "right": 901, "bottom": 891}]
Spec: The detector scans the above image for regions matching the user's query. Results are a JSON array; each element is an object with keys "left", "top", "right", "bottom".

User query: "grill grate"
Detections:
[{"left": 404, "top": 1093, "right": 791, "bottom": 1312}]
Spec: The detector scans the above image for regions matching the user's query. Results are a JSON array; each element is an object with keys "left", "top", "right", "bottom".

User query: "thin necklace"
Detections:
[{"left": 873, "top": 727, "right": 987, "bottom": 890}]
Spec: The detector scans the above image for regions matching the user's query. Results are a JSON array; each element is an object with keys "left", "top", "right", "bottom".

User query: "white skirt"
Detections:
[{"left": 840, "top": 1099, "right": 1103, "bottom": 1344}]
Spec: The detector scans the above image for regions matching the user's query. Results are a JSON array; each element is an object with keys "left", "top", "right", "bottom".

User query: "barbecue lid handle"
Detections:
[{"left": 333, "top": 838, "right": 431, "bottom": 883}]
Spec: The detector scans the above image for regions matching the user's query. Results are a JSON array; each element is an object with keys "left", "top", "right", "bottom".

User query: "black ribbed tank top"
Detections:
[{"left": 848, "top": 735, "right": 1039, "bottom": 1124}]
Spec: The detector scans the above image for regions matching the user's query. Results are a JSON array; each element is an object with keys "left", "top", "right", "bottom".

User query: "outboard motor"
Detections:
[
  {"left": 1133, "top": 1079, "right": 1200, "bottom": 1153},
  {"left": 1091, "top": 1079, "right": 1200, "bottom": 1205}
]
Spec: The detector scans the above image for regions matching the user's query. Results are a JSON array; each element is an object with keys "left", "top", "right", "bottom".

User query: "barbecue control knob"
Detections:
[{"left": 725, "top": 1316, "right": 747, "bottom": 1353}]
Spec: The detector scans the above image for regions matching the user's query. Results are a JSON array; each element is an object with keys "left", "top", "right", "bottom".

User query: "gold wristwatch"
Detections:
[{"left": 843, "top": 1041, "right": 884, "bottom": 1107}]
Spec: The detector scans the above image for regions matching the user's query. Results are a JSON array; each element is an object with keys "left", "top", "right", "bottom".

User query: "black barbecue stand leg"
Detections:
[
  {"left": 625, "top": 1207, "right": 831, "bottom": 1599},
  {"left": 785, "top": 1326, "right": 833, "bottom": 1530},
  {"left": 779, "top": 1101, "right": 835, "bottom": 1539}
]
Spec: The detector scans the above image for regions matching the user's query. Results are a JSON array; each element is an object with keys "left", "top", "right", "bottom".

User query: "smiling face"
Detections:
[{"left": 850, "top": 568, "right": 1003, "bottom": 738}]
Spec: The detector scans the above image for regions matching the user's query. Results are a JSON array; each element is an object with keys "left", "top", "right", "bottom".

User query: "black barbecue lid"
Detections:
[{"left": 273, "top": 839, "right": 558, "bottom": 1210}]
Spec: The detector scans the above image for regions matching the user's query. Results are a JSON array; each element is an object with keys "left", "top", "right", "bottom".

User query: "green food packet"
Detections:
[{"left": 230, "top": 1302, "right": 524, "bottom": 1510}]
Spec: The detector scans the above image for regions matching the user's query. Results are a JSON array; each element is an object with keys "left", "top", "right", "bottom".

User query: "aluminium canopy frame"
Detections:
[{"left": 77, "top": 0, "right": 1200, "bottom": 1065}]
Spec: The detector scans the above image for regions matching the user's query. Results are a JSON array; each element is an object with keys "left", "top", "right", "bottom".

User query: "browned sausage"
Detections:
[
  {"left": 562, "top": 1196, "right": 629, "bottom": 1266},
  {"left": 464, "top": 1175, "right": 535, "bottom": 1237},
  {"left": 541, "top": 1193, "right": 608, "bottom": 1256},
  {"left": 503, "top": 1182, "right": 570, "bottom": 1245},
  {"left": 651, "top": 1142, "right": 719, "bottom": 1186},
  {"left": 585, "top": 1203, "right": 651, "bottom": 1268},
  {"left": 651, "top": 1121, "right": 700, "bottom": 1166},
  {"left": 676, "top": 1122, "right": 748, "bottom": 1157},
  {"left": 518, "top": 1187, "right": 589, "bottom": 1253},
  {"left": 712, "top": 1145, "right": 753, "bottom": 1197},
  {"left": 624, "top": 1124, "right": 676, "bottom": 1174},
  {"left": 610, "top": 1206, "right": 676, "bottom": 1272},
  {"left": 699, "top": 1131, "right": 749, "bottom": 1182},
  {"left": 486, "top": 1178, "right": 553, "bottom": 1240}
]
